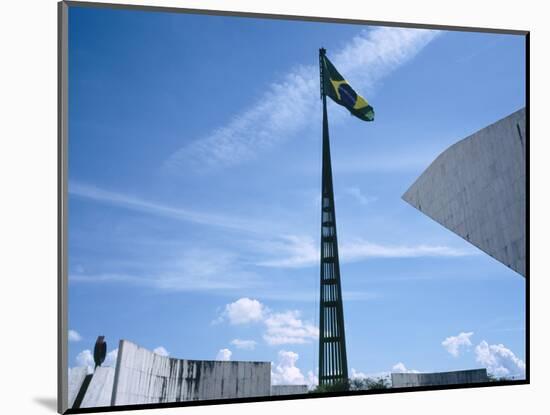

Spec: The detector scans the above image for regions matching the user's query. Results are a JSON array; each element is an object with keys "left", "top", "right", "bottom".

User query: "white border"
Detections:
[{"left": 1, "top": 0, "right": 547, "bottom": 414}]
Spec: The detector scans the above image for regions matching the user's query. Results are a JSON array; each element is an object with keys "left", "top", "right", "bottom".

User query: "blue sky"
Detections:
[{"left": 67, "top": 6, "right": 526, "bottom": 385}]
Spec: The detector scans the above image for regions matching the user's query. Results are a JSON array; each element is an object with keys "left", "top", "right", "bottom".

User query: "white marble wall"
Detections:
[
  {"left": 80, "top": 366, "right": 115, "bottom": 408},
  {"left": 67, "top": 366, "right": 88, "bottom": 408},
  {"left": 391, "top": 369, "right": 488, "bottom": 387},
  {"left": 111, "top": 340, "right": 271, "bottom": 406}
]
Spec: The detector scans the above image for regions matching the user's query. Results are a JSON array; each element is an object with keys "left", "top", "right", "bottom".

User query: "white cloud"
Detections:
[
  {"left": 104, "top": 348, "right": 118, "bottom": 367},
  {"left": 391, "top": 362, "right": 419, "bottom": 373},
  {"left": 164, "top": 27, "right": 440, "bottom": 172},
  {"left": 75, "top": 348, "right": 118, "bottom": 374},
  {"left": 350, "top": 368, "right": 369, "bottom": 379},
  {"left": 257, "top": 235, "right": 473, "bottom": 268},
  {"left": 216, "top": 348, "right": 232, "bottom": 361},
  {"left": 344, "top": 187, "right": 377, "bottom": 206},
  {"left": 442, "top": 332, "right": 474, "bottom": 357},
  {"left": 153, "top": 346, "right": 170, "bottom": 357},
  {"left": 68, "top": 330, "right": 82, "bottom": 342},
  {"left": 219, "top": 298, "right": 266, "bottom": 325},
  {"left": 75, "top": 350, "right": 94, "bottom": 374},
  {"left": 306, "top": 370, "right": 318, "bottom": 389},
  {"left": 216, "top": 298, "right": 318, "bottom": 346},
  {"left": 230, "top": 339, "right": 257, "bottom": 350},
  {"left": 475, "top": 341, "right": 525, "bottom": 379},
  {"left": 263, "top": 310, "right": 318, "bottom": 345},
  {"left": 271, "top": 350, "right": 315, "bottom": 387}
]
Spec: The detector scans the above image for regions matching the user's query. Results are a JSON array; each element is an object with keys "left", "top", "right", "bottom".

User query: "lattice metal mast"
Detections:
[{"left": 318, "top": 47, "right": 349, "bottom": 387}]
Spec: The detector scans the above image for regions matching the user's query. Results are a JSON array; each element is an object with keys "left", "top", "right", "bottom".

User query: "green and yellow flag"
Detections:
[{"left": 322, "top": 54, "right": 374, "bottom": 122}]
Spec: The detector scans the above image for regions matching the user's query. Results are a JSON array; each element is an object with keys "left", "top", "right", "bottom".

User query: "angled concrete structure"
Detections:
[
  {"left": 391, "top": 368, "right": 488, "bottom": 388},
  {"left": 68, "top": 366, "right": 88, "bottom": 408},
  {"left": 80, "top": 367, "right": 115, "bottom": 408},
  {"left": 111, "top": 340, "right": 271, "bottom": 405},
  {"left": 68, "top": 340, "right": 272, "bottom": 409},
  {"left": 403, "top": 108, "right": 526, "bottom": 277}
]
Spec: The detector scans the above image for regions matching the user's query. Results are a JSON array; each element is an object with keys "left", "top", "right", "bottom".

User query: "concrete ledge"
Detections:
[
  {"left": 111, "top": 340, "right": 271, "bottom": 405},
  {"left": 81, "top": 366, "right": 115, "bottom": 408},
  {"left": 391, "top": 369, "right": 488, "bottom": 387},
  {"left": 68, "top": 366, "right": 88, "bottom": 408},
  {"left": 271, "top": 385, "right": 308, "bottom": 395}
]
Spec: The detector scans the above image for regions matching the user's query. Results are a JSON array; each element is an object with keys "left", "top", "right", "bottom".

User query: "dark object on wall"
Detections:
[{"left": 94, "top": 336, "right": 106, "bottom": 370}]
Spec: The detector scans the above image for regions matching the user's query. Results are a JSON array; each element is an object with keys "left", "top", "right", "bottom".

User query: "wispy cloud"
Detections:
[
  {"left": 255, "top": 235, "right": 318, "bottom": 268},
  {"left": 342, "top": 238, "right": 472, "bottom": 261},
  {"left": 69, "top": 181, "right": 267, "bottom": 234},
  {"left": 69, "top": 182, "right": 471, "bottom": 292},
  {"left": 70, "top": 249, "right": 261, "bottom": 293},
  {"left": 230, "top": 339, "right": 257, "bottom": 350},
  {"left": 164, "top": 27, "right": 440, "bottom": 172},
  {"left": 256, "top": 234, "right": 473, "bottom": 268},
  {"left": 263, "top": 311, "right": 318, "bottom": 346},
  {"left": 344, "top": 187, "right": 378, "bottom": 206}
]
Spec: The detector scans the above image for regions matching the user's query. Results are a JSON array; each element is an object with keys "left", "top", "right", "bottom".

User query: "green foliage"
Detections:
[
  {"left": 310, "top": 377, "right": 390, "bottom": 393},
  {"left": 349, "top": 377, "right": 390, "bottom": 391},
  {"left": 310, "top": 380, "right": 349, "bottom": 393}
]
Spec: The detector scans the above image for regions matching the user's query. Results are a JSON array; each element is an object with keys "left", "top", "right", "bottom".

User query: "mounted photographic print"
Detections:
[{"left": 58, "top": 1, "right": 528, "bottom": 413}]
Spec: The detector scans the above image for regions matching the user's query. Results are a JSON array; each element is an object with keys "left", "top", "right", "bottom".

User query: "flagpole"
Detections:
[
  {"left": 318, "top": 48, "right": 349, "bottom": 388},
  {"left": 318, "top": 47, "right": 326, "bottom": 387}
]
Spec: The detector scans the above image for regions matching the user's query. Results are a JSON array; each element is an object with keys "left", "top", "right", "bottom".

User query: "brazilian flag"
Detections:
[{"left": 322, "top": 54, "right": 374, "bottom": 122}]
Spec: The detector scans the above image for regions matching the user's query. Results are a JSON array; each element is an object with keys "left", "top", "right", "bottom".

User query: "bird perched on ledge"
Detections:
[{"left": 94, "top": 336, "right": 107, "bottom": 370}]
